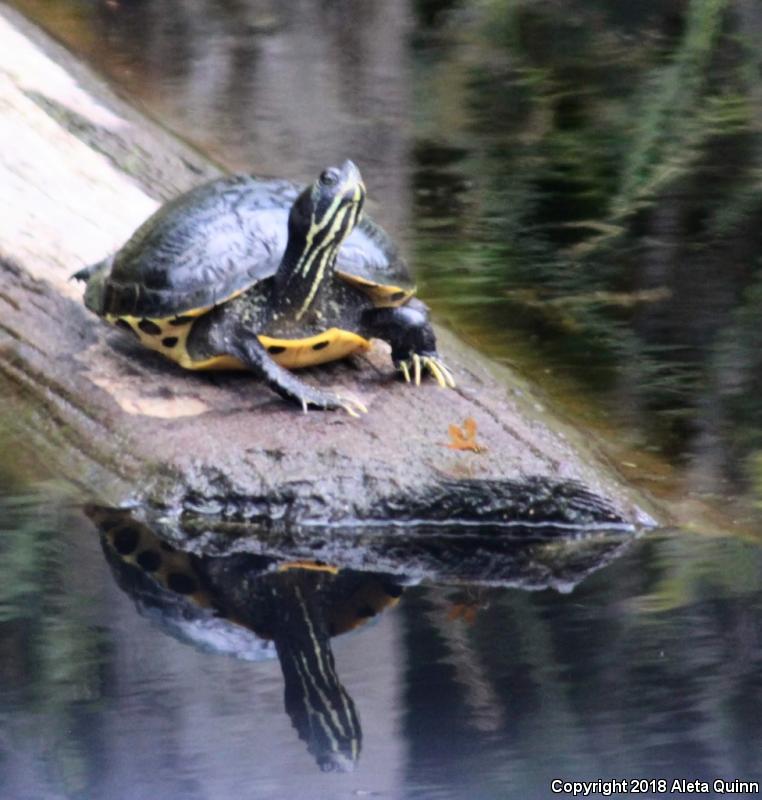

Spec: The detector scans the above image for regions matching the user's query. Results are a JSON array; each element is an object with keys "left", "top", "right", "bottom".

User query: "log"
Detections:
[{"left": 0, "top": 6, "right": 656, "bottom": 557}]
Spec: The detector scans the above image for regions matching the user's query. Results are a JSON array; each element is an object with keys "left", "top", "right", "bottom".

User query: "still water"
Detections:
[
  {"left": 3, "top": 481, "right": 762, "bottom": 799},
  {"left": 3, "top": 0, "right": 762, "bottom": 797}
]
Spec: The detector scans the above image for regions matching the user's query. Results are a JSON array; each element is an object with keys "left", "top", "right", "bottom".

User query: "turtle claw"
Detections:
[
  {"left": 340, "top": 398, "right": 363, "bottom": 418},
  {"left": 294, "top": 388, "right": 367, "bottom": 416},
  {"left": 334, "top": 392, "right": 367, "bottom": 417},
  {"left": 397, "top": 354, "right": 456, "bottom": 389},
  {"left": 426, "top": 357, "right": 447, "bottom": 388},
  {"left": 434, "top": 358, "right": 456, "bottom": 388}
]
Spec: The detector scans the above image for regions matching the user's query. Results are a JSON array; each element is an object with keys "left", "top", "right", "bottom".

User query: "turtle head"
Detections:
[
  {"left": 290, "top": 160, "right": 365, "bottom": 238},
  {"left": 280, "top": 160, "right": 366, "bottom": 318}
]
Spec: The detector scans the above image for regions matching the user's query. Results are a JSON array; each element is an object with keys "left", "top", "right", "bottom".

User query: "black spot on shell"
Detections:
[
  {"left": 159, "top": 541, "right": 176, "bottom": 553},
  {"left": 161, "top": 337, "right": 179, "bottom": 348},
  {"left": 169, "top": 315, "right": 193, "bottom": 326},
  {"left": 116, "top": 319, "right": 139, "bottom": 339},
  {"left": 357, "top": 605, "right": 377, "bottom": 619},
  {"left": 112, "top": 525, "right": 140, "bottom": 555},
  {"left": 267, "top": 345, "right": 286, "bottom": 355},
  {"left": 390, "top": 291, "right": 406, "bottom": 302},
  {"left": 312, "top": 340, "right": 330, "bottom": 351},
  {"left": 167, "top": 572, "right": 197, "bottom": 594},
  {"left": 136, "top": 550, "right": 161, "bottom": 572},
  {"left": 382, "top": 583, "right": 404, "bottom": 598},
  {"left": 138, "top": 319, "right": 162, "bottom": 336}
]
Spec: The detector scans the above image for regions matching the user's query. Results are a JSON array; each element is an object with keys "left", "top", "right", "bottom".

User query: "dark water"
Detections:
[
  {"left": 4, "top": 0, "right": 762, "bottom": 797},
  {"left": 3, "top": 483, "right": 762, "bottom": 799}
]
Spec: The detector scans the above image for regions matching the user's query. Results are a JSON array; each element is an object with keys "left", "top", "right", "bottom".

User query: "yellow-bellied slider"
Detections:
[{"left": 74, "top": 161, "right": 454, "bottom": 414}]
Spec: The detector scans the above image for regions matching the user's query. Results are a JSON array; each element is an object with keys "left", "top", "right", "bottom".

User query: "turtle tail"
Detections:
[
  {"left": 71, "top": 256, "right": 114, "bottom": 315},
  {"left": 71, "top": 264, "right": 95, "bottom": 282},
  {"left": 71, "top": 254, "right": 113, "bottom": 282}
]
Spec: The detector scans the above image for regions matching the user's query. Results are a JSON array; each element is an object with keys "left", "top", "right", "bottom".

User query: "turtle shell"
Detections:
[{"left": 97, "top": 174, "right": 413, "bottom": 319}]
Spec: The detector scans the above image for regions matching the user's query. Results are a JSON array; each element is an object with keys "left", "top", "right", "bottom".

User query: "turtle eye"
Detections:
[{"left": 319, "top": 169, "right": 339, "bottom": 187}]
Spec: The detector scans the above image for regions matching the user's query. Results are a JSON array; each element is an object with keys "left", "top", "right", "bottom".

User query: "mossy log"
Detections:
[{"left": 0, "top": 7, "right": 656, "bottom": 550}]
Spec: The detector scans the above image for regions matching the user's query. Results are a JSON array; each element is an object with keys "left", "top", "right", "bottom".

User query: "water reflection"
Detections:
[
  {"left": 90, "top": 505, "right": 403, "bottom": 773},
  {"left": 3, "top": 485, "right": 762, "bottom": 797},
  {"left": 11, "top": 0, "right": 412, "bottom": 231},
  {"left": 399, "top": 537, "right": 762, "bottom": 797},
  {"left": 87, "top": 500, "right": 636, "bottom": 776},
  {"left": 409, "top": 0, "right": 762, "bottom": 509}
]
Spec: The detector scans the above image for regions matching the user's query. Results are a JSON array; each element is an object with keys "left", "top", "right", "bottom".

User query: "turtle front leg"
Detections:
[
  {"left": 196, "top": 315, "right": 367, "bottom": 416},
  {"left": 234, "top": 331, "right": 368, "bottom": 414},
  {"left": 360, "top": 300, "right": 455, "bottom": 389}
]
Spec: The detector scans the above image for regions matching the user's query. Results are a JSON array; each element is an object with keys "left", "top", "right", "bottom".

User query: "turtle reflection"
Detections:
[{"left": 87, "top": 506, "right": 403, "bottom": 773}]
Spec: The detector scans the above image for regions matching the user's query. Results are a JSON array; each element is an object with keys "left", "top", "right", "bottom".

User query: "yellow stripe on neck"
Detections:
[{"left": 294, "top": 204, "right": 357, "bottom": 320}]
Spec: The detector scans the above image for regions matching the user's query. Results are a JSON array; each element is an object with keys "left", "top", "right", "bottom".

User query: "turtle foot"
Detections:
[{"left": 295, "top": 386, "right": 368, "bottom": 417}]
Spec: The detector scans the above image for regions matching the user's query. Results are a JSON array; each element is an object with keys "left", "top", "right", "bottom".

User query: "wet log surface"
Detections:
[{"left": 0, "top": 6, "right": 657, "bottom": 557}]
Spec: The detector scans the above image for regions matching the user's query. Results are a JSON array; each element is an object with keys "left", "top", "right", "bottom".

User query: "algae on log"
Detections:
[{"left": 0, "top": 7, "right": 656, "bottom": 539}]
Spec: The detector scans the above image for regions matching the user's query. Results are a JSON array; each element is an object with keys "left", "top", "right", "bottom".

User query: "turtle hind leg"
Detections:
[
  {"left": 192, "top": 313, "right": 367, "bottom": 416},
  {"left": 360, "top": 301, "right": 455, "bottom": 389}
]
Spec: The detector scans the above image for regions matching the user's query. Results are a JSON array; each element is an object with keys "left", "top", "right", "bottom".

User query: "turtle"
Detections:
[
  {"left": 89, "top": 505, "right": 404, "bottom": 772},
  {"left": 73, "top": 160, "right": 454, "bottom": 415}
]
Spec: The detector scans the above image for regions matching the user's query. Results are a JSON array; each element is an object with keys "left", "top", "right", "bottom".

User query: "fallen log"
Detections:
[{"left": 0, "top": 6, "right": 656, "bottom": 546}]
